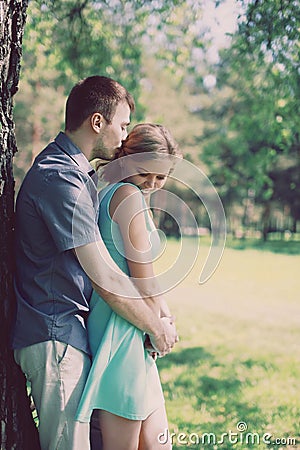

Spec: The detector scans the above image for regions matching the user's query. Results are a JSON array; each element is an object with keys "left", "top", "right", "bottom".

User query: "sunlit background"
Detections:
[{"left": 13, "top": 1, "right": 300, "bottom": 447}]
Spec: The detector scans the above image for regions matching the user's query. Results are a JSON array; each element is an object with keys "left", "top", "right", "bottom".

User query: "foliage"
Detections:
[
  {"left": 22, "top": 0, "right": 142, "bottom": 106},
  {"left": 17, "top": 0, "right": 189, "bottom": 124},
  {"left": 197, "top": 0, "right": 300, "bottom": 236},
  {"left": 14, "top": 0, "right": 201, "bottom": 185},
  {"left": 143, "top": 0, "right": 209, "bottom": 86}
]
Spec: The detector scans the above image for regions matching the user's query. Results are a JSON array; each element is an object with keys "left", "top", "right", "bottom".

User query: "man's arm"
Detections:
[{"left": 75, "top": 240, "right": 177, "bottom": 356}]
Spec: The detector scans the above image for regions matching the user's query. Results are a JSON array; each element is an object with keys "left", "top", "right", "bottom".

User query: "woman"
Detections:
[{"left": 76, "top": 124, "right": 182, "bottom": 450}]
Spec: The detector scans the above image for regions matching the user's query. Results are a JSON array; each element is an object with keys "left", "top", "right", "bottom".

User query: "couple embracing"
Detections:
[{"left": 13, "top": 76, "right": 182, "bottom": 450}]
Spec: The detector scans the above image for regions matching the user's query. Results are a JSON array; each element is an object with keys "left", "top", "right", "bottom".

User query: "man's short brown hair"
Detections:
[{"left": 65, "top": 75, "right": 135, "bottom": 132}]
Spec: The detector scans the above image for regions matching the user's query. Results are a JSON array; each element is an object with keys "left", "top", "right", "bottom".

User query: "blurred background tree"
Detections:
[{"left": 197, "top": 0, "right": 300, "bottom": 239}]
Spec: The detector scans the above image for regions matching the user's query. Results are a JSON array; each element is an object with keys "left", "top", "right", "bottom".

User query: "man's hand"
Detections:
[
  {"left": 148, "top": 316, "right": 179, "bottom": 357},
  {"left": 144, "top": 335, "right": 158, "bottom": 360}
]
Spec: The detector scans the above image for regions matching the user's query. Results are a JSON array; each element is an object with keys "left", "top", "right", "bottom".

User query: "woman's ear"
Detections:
[{"left": 90, "top": 112, "right": 104, "bottom": 133}]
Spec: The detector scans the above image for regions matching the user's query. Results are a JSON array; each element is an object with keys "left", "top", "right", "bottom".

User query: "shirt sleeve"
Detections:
[{"left": 38, "top": 168, "right": 101, "bottom": 252}]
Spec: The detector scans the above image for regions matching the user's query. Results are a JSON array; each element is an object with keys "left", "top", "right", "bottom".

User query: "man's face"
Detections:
[{"left": 91, "top": 101, "right": 131, "bottom": 161}]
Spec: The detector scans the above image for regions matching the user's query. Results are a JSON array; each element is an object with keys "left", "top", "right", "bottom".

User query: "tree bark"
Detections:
[{"left": 0, "top": 1, "right": 40, "bottom": 448}]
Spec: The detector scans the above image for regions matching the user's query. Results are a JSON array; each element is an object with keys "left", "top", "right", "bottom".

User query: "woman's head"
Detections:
[
  {"left": 103, "top": 123, "right": 182, "bottom": 191},
  {"left": 116, "top": 123, "right": 181, "bottom": 159}
]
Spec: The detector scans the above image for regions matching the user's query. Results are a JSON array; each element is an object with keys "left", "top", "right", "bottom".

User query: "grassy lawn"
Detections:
[{"left": 155, "top": 238, "right": 300, "bottom": 449}]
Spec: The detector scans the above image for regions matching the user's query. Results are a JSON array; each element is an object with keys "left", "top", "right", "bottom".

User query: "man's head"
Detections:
[{"left": 65, "top": 76, "right": 135, "bottom": 160}]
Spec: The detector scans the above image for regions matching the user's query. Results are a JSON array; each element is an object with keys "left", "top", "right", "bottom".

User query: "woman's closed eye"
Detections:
[{"left": 138, "top": 173, "right": 167, "bottom": 180}]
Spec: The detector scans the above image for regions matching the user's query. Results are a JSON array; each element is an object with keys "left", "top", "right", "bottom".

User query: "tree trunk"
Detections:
[
  {"left": 0, "top": 1, "right": 40, "bottom": 448},
  {"left": 261, "top": 202, "right": 271, "bottom": 242}
]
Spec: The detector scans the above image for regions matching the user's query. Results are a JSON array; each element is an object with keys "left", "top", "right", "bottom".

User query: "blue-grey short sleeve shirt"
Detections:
[{"left": 12, "top": 132, "right": 101, "bottom": 354}]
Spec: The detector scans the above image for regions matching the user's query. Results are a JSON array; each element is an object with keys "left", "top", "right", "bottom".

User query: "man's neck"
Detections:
[{"left": 65, "top": 129, "right": 92, "bottom": 161}]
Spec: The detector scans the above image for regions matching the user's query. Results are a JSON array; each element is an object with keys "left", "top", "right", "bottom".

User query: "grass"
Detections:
[{"left": 155, "top": 238, "right": 300, "bottom": 449}]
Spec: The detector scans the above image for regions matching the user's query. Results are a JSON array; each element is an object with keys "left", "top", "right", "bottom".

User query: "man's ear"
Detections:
[{"left": 90, "top": 112, "right": 104, "bottom": 133}]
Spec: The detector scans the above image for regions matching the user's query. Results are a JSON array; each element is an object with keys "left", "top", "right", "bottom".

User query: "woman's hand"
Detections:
[{"left": 148, "top": 316, "right": 179, "bottom": 357}]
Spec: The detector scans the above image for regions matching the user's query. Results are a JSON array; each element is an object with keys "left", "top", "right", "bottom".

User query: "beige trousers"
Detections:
[{"left": 14, "top": 341, "right": 91, "bottom": 450}]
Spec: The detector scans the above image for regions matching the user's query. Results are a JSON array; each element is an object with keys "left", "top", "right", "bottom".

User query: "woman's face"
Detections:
[{"left": 123, "top": 157, "right": 173, "bottom": 194}]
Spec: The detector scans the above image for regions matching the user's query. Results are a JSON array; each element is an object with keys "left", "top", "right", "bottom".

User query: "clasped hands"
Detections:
[{"left": 145, "top": 316, "right": 179, "bottom": 359}]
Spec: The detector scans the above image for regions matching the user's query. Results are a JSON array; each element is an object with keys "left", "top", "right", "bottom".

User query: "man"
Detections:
[{"left": 12, "top": 76, "right": 177, "bottom": 450}]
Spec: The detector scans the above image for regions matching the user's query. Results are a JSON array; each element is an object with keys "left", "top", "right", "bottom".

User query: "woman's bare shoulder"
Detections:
[{"left": 110, "top": 183, "right": 142, "bottom": 220}]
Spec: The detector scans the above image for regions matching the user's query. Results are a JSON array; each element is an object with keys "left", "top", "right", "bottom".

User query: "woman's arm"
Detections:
[{"left": 110, "top": 184, "right": 172, "bottom": 318}]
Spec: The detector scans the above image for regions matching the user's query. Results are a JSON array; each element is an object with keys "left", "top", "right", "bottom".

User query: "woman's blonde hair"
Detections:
[{"left": 103, "top": 123, "right": 182, "bottom": 182}]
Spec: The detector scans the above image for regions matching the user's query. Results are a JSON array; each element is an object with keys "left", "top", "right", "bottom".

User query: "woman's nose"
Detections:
[{"left": 145, "top": 177, "right": 155, "bottom": 188}]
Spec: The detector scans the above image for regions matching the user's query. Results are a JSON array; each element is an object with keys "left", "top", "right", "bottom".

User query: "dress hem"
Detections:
[{"left": 76, "top": 402, "right": 164, "bottom": 423}]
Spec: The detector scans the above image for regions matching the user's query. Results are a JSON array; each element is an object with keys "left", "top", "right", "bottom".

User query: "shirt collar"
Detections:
[
  {"left": 55, "top": 132, "right": 97, "bottom": 183},
  {"left": 55, "top": 131, "right": 93, "bottom": 173}
]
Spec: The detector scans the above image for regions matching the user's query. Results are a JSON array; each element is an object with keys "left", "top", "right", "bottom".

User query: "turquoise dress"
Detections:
[{"left": 76, "top": 182, "right": 164, "bottom": 422}]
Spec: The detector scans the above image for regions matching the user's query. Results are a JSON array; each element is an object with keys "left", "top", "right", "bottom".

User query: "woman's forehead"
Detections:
[{"left": 133, "top": 158, "right": 173, "bottom": 174}]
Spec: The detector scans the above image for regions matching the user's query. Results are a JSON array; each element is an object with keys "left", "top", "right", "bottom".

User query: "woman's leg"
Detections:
[
  {"left": 98, "top": 410, "right": 142, "bottom": 450},
  {"left": 138, "top": 405, "right": 172, "bottom": 450}
]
